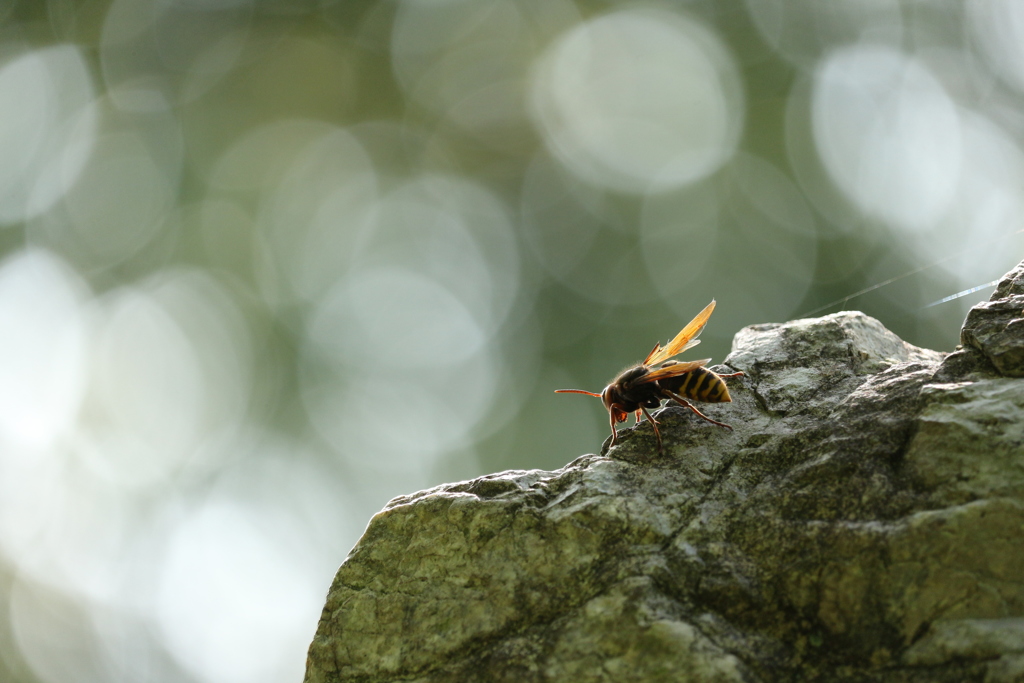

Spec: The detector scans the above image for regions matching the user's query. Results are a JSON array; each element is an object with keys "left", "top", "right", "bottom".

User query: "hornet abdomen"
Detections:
[{"left": 658, "top": 365, "right": 732, "bottom": 403}]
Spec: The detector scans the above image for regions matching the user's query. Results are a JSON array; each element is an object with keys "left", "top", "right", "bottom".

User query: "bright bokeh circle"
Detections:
[{"left": 530, "top": 9, "right": 743, "bottom": 194}]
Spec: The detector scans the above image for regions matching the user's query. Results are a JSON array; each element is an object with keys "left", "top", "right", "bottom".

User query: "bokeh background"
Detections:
[{"left": 1, "top": 0, "right": 1023, "bottom": 681}]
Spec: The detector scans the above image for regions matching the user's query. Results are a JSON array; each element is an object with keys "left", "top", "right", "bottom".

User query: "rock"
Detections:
[
  {"left": 962, "top": 261, "right": 1024, "bottom": 377},
  {"left": 305, "top": 261, "right": 1024, "bottom": 683},
  {"left": 902, "top": 618, "right": 1024, "bottom": 667}
]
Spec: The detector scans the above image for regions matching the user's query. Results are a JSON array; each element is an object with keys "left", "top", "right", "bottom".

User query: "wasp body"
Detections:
[{"left": 556, "top": 301, "right": 742, "bottom": 452}]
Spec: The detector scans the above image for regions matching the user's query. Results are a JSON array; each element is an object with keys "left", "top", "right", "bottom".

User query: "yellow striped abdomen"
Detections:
[{"left": 661, "top": 366, "right": 732, "bottom": 403}]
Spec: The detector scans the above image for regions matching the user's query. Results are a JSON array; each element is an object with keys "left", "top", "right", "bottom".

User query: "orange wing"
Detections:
[
  {"left": 643, "top": 338, "right": 701, "bottom": 364},
  {"left": 645, "top": 301, "right": 716, "bottom": 366},
  {"left": 638, "top": 359, "right": 710, "bottom": 384}
]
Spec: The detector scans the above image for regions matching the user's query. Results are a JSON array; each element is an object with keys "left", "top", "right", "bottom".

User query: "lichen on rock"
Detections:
[{"left": 305, "top": 261, "right": 1024, "bottom": 683}]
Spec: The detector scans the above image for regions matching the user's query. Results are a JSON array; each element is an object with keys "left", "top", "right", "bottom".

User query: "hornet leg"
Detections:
[
  {"left": 665, "top": 391, "right": 733, "bottom": 431},
  {"left": 639, "top": 404, "right": 663, "bottom": 453},
  {"left": 608, "top": 409, "right": 619, "bottom": 445}
]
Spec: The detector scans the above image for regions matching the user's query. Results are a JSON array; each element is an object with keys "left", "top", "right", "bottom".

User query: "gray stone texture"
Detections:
[{"left": 306, "top": 261, "right": 1024, "bottom": 683}]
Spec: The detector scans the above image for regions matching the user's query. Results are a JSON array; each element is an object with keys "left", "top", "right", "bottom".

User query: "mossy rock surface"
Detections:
[{"left": 306, "top": 261, "right": 1024, "bottom": 683}]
